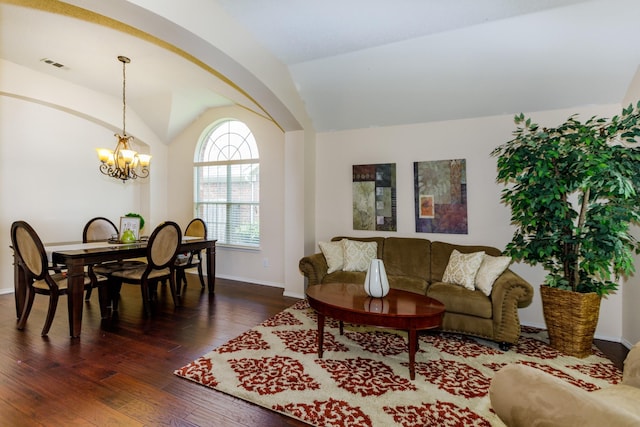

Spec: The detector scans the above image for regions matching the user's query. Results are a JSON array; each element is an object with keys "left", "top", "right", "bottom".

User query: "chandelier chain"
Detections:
[{"left": 121, "top": 56, "right": 127, "bottom": 136}]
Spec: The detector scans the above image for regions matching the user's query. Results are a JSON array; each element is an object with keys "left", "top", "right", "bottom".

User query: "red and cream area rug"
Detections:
[{"left": 175, "top": 300, "right": 622, "bottom": 426}]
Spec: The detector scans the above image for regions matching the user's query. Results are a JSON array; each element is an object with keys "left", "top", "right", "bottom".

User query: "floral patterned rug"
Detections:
[{"left": 175, "top": 300, "right": 622, "bottom": 426}]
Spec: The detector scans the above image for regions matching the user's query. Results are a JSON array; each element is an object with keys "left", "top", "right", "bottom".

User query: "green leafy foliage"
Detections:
[
  {"left": 491, "top": 102, "right": 640, "bottom": 295},
  {"left": 125, "top": 212, "right": 145, "bottom": 230}
]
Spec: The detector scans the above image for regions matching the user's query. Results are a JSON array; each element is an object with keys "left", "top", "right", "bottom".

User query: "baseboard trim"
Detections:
[
  {"left": 283, "top": 290, "right": 305, "bottom": 300},
  {"left": 215, "top": 274, "right": 283, "bottom": 290}
]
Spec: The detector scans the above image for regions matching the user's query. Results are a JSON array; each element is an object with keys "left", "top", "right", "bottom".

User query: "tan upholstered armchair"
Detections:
[{"left": 489, "top": 342, "right": 640, "bottom": 426}]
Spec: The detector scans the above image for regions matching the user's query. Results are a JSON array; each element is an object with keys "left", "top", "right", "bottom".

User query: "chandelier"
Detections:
[{"left": 97, "top": 56, "right": 151, "bottom": 182}]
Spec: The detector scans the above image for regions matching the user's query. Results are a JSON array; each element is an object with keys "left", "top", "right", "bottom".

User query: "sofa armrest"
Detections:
[
  {"left": 490, "top": 364, "right": 640, "bottom": 427},
  {"left": 299, "top": 253, "right": 329, "bottom": 286},
  {"left": 489, "top": 269, "right": 534, "bottom": 344},
  {"left": 623, "top": 342, "right": 640, "bottom": 388}
]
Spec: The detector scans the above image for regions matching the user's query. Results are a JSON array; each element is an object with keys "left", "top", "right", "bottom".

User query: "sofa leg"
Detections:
[{"left": 499, "top": 342, "right": 511, "bottom": 351}]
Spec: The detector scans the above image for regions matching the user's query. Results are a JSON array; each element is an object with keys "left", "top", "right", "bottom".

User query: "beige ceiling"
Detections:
[{"left": 2, "top": 0, "right": 640, "bottom": 138}]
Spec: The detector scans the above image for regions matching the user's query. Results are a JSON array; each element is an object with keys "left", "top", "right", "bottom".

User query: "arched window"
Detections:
[{"left": 194, "top": 119, "right": 259, "bottom": 248}]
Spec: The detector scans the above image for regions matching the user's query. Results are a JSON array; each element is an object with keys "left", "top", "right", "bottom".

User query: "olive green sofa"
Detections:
[{"left": 299, "top": 236, "right": 534, "bottom": 348}]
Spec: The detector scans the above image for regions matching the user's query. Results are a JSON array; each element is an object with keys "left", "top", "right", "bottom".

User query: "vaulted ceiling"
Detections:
[{"left": 2, "top": 0, "right": 640, "bottom": 140}]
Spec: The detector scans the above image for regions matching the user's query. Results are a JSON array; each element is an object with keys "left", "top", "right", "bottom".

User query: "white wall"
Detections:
[
  {"left": 284, "top": 130, "right": 307, "bottom": 298},
  {"left": 315, "top": 103, "right": 629, "bottom": 342},
  {"left": 624, "top": 227, "right": 640, "bottom": 347},
  {"left": 168, "top": 106, "right": 287, "bottom": 289},
  {"left": 0, "top": 61, "right": 169, "bottom": 296},
  {"left": 622, "top": 69, "right": 640, "bottom": 348},
  {"left": 0, "top": 59, "right": 305, "bottom": 299},
  {"left": 0, "top": 96, "right": 140, "bottom": 293}
]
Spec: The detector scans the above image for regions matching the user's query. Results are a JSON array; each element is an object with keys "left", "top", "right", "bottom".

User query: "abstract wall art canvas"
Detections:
[
  {"left": 352, "top": 163, "right": 396, "bottom": 231},
  {"left": 414, "top": 159, "right": 467, "bottom": 234}
]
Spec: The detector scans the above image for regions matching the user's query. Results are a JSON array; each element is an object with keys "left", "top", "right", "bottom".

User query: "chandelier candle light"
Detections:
[
  {"left": 97, "top": 56, "right": 151, "bottom": 182},
  {"left": 364, "top": 258, "right": 390, "bottom": 298}
]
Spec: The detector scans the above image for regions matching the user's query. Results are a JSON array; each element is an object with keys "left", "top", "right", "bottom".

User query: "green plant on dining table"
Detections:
[
  {"left": 491, "top": 102, "right": 640, "bottom": 296},
  {"left": 125, "top": 212, "right": 145, "bottom": 231}
]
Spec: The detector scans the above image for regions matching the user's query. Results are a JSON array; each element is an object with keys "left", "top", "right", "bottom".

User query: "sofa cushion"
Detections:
[
  {"left": 442, "top": 250, "right": 485, "bottom": 290},
  {"left": 388, "top": 275, "right": 429, "bottom": 295},
  {"left": 319, "top": 240, "right": 345, "bottom": 273},
  {"left": 342, "top": 239, "right": 378, "bottom": 272},
  {"left": 431, "top": 241, "right": 502, "bottom": 283},
  {"left": 427, "top": 282, "right": 492, "bottom": 318},
  {"left": 382, "top": 237, "right": 431, "bottom": 282},
  {"left": 332, "top": 236, "right": 385, "bottom": 259},
  {"left": 475, "top": 254, "right": 511, "bottom": 296},
  {"left": 323, "top": 270, "right": 366, "bottom": 285}
]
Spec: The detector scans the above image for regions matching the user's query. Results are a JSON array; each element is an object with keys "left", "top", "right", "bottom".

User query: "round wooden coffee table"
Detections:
[{"left": 306, "top": 282, "right": 445, "bottom": 380}]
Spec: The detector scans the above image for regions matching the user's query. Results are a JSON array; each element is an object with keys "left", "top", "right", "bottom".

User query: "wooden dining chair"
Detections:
[
  {"left": 82, "top": 216, "right": 145, "bottom": 301},
  {"left": 10, "top": 221, "right": 109, "bottom": 336},
  {"left": 174, "top": 218, "right": 207, "bottom": 294},
  {"left": 83, "top": 216, "right": 118, "bottom": 243},
  {"left": 82, "top": 216, "right": 117, "bottom": 301},
  {"left": 108, "top": 221, "right": 182, "bottom": 317}
]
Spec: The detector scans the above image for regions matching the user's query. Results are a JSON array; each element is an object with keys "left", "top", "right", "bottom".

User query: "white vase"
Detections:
[{"left": 364, "top": 258, "right": 390, "bottom": 298}]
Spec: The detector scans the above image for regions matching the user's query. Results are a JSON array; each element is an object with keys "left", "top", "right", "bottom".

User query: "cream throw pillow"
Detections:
[
  {"left": 319, "top": 240, "right": 346, "bottom": 273},
  {"left": 342, "top": 240, "right": 378, "bottom": 272},
  {"left": 475, "top": 254, "right": 511, "bottom": 296},
  {"left": 442, "top": 249, "right": 485, "bottom": 290}
]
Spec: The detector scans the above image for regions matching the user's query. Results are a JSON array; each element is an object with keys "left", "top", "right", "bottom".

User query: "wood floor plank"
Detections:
[{"left": 0, "top": 275, "right": 626, "bottom": 426}]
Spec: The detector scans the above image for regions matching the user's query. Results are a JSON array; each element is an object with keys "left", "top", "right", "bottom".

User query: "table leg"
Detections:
[
  {"left": 206, "top": 244, "right": 216, "bottom": 294},
  {"left": 66, "top": 260, "right": 85, "bottom": 338},
  {"left": 317, "top": 313, "right": 325, "bottom": 358},
  {"left": 408, "top": 329, "right": 417, "bottom": 380},
  {"left": 339, "top": 320, "right": 344, "bottom": 335}
]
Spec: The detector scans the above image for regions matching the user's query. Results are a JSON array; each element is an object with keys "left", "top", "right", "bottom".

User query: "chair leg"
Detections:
[
  {"left": 175, "top": 269, "right": 184, "bottom": 296},
  {"left": 84, "top": 286, "right": 93, "bottom": 301},
  {"left": 41, "top": 292, "right": 59, "bottom": 336},
  {"left": 109, "top": 279, "right": 122, "bottom": 312},
  {"left": 197, "top": 263, "right": 205, "bottom": 288},
  {"left": 140, "top": 279, "right": 152, "bottom": 317},
  {"left": 17, "top": 287, "right": 36, "bottom": 330},
  {"left": 168, "top": 272, "right": 179, "bottom": 309}
]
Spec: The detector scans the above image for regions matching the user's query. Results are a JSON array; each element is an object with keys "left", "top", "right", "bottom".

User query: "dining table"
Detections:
[{"left": 13, "top": 237, "right": 216, "bottom": 338}]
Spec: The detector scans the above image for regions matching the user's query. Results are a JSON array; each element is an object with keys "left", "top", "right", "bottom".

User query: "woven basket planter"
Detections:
[{"left": 540, "top": 285, "right": 602, "bottom": 358}]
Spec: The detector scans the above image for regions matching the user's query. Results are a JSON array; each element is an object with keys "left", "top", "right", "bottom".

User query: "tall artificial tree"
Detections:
[{"left": 492, "top": 103, "right": 640, "bottom": 296}]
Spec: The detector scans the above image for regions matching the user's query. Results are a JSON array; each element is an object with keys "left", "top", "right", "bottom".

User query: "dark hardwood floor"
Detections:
[
  {"left": 0, "top": 275, "right": 629, "bottom": 426},
  {"left": 0, "top": 276, "right": 306, "bottom": 426}
]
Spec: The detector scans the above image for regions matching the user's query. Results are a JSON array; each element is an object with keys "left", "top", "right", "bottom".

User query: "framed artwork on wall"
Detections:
[
  {"left": 414, "top": 159, "right": 468, "bottom": 234},
  {"left": 352, "top": 163, "right": 396, "bottom": 231}
]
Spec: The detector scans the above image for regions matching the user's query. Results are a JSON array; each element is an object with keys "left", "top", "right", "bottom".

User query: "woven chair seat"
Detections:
[
  {"left": 111, "top": 266, "right": 170, "bottom": 281},
  {"left": 32, "top": 273, "right": 92, "bottom": 291},
  {"left": 93, "top": 260, "right": 146, "bottom": 275},
  {"left": 175, "top": 253, "right": 201, "bottom": 267}
]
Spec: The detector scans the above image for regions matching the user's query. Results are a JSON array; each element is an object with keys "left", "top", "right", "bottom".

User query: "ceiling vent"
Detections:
[{"left": 40, "top": 58, "right": 65, "bottom": 68}]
